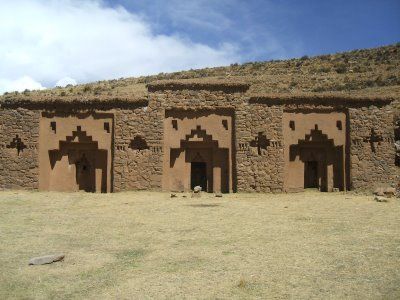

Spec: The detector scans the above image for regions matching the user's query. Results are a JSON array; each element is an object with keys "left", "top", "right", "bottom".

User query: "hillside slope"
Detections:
[{"left": 1, "top": 44, "right": 399, "bottom": 105}]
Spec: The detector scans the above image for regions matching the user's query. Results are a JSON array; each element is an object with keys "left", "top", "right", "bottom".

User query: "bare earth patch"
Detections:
[{"left": 0, "top": 191, "right": 399, "bottom": 299}]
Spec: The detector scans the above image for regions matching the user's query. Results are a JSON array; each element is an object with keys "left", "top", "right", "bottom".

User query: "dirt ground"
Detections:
[{"left": 0, "top": 191, "right": 399, "bottom": 299}]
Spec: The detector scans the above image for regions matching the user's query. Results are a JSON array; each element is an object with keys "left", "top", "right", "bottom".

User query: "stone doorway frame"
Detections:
[{"left": 290, "top": 127, "right": 346, "bottom": 192}]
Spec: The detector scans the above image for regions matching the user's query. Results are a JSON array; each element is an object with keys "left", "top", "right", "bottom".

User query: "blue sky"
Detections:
[
  {"left": 109, "top": 0, "right": 400, "bottom": 61},
  {"left": 0, "top": 0, "right": 399, "bottom": 93}
]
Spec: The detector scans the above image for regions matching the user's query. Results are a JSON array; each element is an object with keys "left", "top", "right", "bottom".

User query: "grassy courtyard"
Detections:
[{"left": 0, "top": 191, "right": 399, "bottom": 299}]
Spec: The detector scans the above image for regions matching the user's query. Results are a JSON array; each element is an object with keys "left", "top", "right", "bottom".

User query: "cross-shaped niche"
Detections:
[
  {"left": 249, "top": 132, "right": 270, "bottom": 155},
  {"left": 363, "top": 128, "right": 383, "bottom": 153},
  {"left": 7, "top": 135, "right": 27, "bottom": 156},
  {"left": 129, "top": 135, "right": 149, "bottom": 151}
]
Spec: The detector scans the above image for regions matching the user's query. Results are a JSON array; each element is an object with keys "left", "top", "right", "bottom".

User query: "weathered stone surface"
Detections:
[
  {"left": 374, "top": 187, "right": 385, "bottom": 196},
  {"left": 374, "top": 196, "right": 389, "bottom": 203},
  {"left": 29, "top": 254, "right": 65, "bottom": 265},
  {"left": 349, "top": 104, "right": 397, "bottom": 191},
  {"left": 0, "top": 108, "right": 40, "bottom": 190},
  {"left": 374, "top": 187, "right": 396, "bottom": 197},
  {"left": 0, "top": 83, "right": 397, "bottom": 194},
  {"left": 384, "top": 187, "right": 396, "bottom": 197},
  {"left": 191, "top": 192, "right": 201, "bottom": 198}
]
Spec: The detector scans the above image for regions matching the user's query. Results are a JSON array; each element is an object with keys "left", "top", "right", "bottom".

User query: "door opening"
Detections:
[
  {"left": 304, "top": 161, "right": 319, "bottom": 189},
  {"left": 75, "top": 153, "right": 95, "bottom": 192},
  {"left": 191, "top": 162, "right": 207, "bottom": 191}
]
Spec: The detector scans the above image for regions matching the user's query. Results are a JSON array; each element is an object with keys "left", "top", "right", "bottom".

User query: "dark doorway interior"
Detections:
[
  {"left": 304, "top": 161, "right": 319, "bottom": 189},
  {"left": 75, "top": 153, "right": 95, "bottom": 192},
  {"left": 191, "top": 162, "right": 207, "bottom": 191}
]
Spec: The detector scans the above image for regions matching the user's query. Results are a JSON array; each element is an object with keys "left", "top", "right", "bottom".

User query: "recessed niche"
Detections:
[
  {"left": 314, "top": 124, "right": 319, "bottom": 130},
  {"left": 104, "top": 122, "right": 110, "bottom": 133},
  {"left": 336, "top": 121, "right": 342, "bottom": 130},
  {"left": 249, "top": 132, "right": 270, "bottom": 155},
  {"left": 289, "top": 121, "right": 295, "bottom": 130},
  {"left": 77, "top": 126, "right": 82, "bottom": 131},
  {"left": 172, "top": 120, "right": 178, "bottom": 130},
  {"left": 222, "top": 119, "right": 228, "bottom": 130},
  {"left": 364, "top": 128, "right": 383, "bottom": 153},
  {"left": 130, "top": 136, "right": 149, "bottom": 151},
  {"left": 50, "top": 121, "right": 56, "bottom": 133},
  {"left": 7, "top": 134, "right": 27, "bottom": 156}
]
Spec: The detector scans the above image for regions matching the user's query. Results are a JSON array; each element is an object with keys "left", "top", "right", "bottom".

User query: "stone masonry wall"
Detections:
[
  {"left": 349, "top": 104, "right": 397, "bottom": 190},
  {"left": 151, "top": 90, "right": 286, "bottom": 192},
  {"left": 0, "top": 108, "right": 40, "bottom": 190},
  {"left": 0, "top": 94, "right": 396, "bottom": 193},
  {"left": 113, "top": 101, "right": 163, "bottom": 191},
  {"left": 235, "top": 104, "right": 284, "bottom": 192},
  {"left": 151, "top": 90, "right": 246, "bottom": 191}
]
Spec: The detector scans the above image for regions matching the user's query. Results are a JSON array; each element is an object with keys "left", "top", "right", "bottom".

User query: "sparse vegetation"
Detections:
[
  {"left": 0, "top": 44, "right": 399, "bottom": 102},
  {"left": 83, "top": 85, "right": 92, "bottom": 93},
  {"left": 334, "top": 62, "right": 347, "bottom": 74},
  {"left": 0, "top": 191, "right": 399, "bottom": 299}
]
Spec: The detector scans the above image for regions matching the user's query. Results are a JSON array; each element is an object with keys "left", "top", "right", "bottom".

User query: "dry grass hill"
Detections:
[{"left": 1, "top": 43, "right": 399, "bottom": 115}]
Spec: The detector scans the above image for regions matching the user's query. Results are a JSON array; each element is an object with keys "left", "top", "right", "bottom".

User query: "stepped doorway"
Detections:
[
  {"left": 289, "top": 127, "right": 344, "bottom": 192},
  {"left": 47, "top": 127, "right": 108, "bottom": 193}
]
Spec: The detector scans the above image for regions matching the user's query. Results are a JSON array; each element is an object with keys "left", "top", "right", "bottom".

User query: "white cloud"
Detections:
[
  {"left": 0, "top": 0, "right": 239, "bottom": 94},
  {"left": 0, "top": 76, "right": 46, "bottom": 94},
  {"left": 56, "top": 77, "right": 77, "bottom": 87}
]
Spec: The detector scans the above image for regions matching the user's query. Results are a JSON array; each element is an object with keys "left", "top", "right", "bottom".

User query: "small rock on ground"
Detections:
[
  {"left": 193, "top": 186, "right": 202, "bottom": 193},
  {"left": 29, "top": 254, "right": 65, "bottom": 265},
  {"left": 374, "top": 196, "right": 389, "bottom": 203}
]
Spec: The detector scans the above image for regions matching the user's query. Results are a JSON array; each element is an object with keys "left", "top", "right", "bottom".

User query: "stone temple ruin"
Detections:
[{"left": 0, "top": 80, "right": 398, "bottom": 193}]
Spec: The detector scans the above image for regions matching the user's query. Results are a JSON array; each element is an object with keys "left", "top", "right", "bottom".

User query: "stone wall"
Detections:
[
  {"left": 0, "top": 108, "right": 40, "bottom": 190},
  {"left": 0, "top": 92, "right": 396, "bottom": 193},
  {"left": 144, "top": 90, "right": 397, "bottom": 193},
  {"left": 150, "top": 89, "right": 287, "bottom": 193},
  {"left": 349, "top": 104, "right": 397, "bottom": 190},
  {"left": 113, "top": 101, "right": 163, "bottom": 191},
  {"left": 150, "top": 89, "right": 246, "bottom": 192},
  {"left": 235, "top": 104, "right": 284, "bottom": 192}
]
